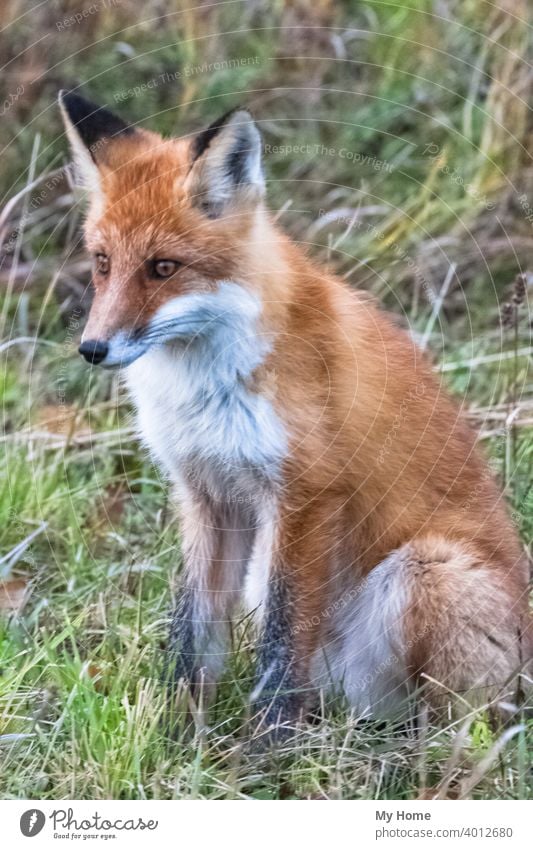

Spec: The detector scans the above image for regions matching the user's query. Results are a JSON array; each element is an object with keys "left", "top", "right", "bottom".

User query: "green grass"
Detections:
[{"left": 0, "top": 0, "right": 531, "bottom": 799}]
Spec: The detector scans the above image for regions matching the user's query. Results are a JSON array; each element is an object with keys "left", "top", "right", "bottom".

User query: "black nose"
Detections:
[{"left": 78, "top": 340, "right": 109, "bottom": 365}]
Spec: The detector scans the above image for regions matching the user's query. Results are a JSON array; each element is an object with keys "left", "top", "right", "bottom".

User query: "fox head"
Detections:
[{"left": 58, "top": 91, "right": 266, "bottom": 367}]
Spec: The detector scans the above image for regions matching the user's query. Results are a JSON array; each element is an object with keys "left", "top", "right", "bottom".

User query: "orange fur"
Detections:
[{"left": 64, "top": 99, "right": 532, "bottom": 720}]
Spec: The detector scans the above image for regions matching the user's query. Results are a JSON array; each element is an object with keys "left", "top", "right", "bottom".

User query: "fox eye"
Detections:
[
  {"left": 95, "top": 253, "right": 109, "bottom": 275},
  {"left": 152, "top": 260, "right": 180, "bottom": 278}
]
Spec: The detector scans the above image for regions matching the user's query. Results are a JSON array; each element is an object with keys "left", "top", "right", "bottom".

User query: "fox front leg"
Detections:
[
  {"left": 165, "top": 498, "right": 252, "bottom": 721},
  {"left": 166, "top": 584, "right": 210, "bottom": 694},
  {"left": 250, "top": 501, "right": 333, "bottom": 741},
  {"left": 250, "top": 573, "right": 303, "bottom": 737}
]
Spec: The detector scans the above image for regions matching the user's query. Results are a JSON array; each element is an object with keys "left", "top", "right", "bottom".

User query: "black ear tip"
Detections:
[
  {"left": 59, "top": 89, "right": 87, "bottom": 108},
  {"left": 191, "top": 106, "right": 258, "bottom": 163},
  {"left": 58, "top": 88, "right": 134, "bottom": 149},
  {"left": 215, "top": 106, "right": 256, "bottom": 129},
  {"left": 58, "top": 90, "right": 103, "bottom": 121}
]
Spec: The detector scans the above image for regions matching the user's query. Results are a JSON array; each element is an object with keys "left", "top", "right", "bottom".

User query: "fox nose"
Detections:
[{"left": 78, "top": 339, "right": 109, "bottom": 365}]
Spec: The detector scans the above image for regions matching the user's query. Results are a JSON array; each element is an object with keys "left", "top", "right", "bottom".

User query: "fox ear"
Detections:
[
  {"left": 58, "top": 90, "right": 134, "bottom": 190},
  {"left": 185, "top": 109, "right": 264, "bottom": 217}
]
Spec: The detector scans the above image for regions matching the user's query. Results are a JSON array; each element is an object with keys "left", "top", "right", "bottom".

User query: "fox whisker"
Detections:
[{"left": 132, "top": 318, "right": 209, "bottom": 344}]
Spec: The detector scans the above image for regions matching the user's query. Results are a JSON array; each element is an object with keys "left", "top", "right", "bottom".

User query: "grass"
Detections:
[{"left": 0, "top": 0, "right": 532, "bottom": 799}]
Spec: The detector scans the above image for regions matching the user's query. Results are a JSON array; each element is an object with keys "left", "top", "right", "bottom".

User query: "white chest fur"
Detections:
[{"left": 124, "top": 282, "right": 287, "bottom": 499}]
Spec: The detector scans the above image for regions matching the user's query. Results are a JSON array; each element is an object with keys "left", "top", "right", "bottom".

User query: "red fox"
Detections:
[{"left": 59, "top": 91, "right": 531, "bottom": 729}]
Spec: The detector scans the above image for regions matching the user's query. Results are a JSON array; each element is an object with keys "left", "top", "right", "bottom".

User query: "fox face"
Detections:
[{"left": 59, "top": 92, "right": 265, "bottom": 367}]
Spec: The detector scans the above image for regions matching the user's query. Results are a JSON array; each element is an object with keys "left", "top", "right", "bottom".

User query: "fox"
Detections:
[{"left": 58, "top": 90, "right": 531, "bottom": 733}]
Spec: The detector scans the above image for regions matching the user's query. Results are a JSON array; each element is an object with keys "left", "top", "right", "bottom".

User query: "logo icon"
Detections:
[{"left": 20, "top": 810, "right": 46, "bottom": 837}]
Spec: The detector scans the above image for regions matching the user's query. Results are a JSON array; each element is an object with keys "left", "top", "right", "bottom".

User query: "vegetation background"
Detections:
[{"left": 0, "top": 0, "right": 531, "bottom": 799}]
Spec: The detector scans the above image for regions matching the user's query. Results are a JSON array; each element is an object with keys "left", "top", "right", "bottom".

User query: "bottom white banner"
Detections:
[{"left": 1, "top": 799, "right": 530, "bottom": 848}]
